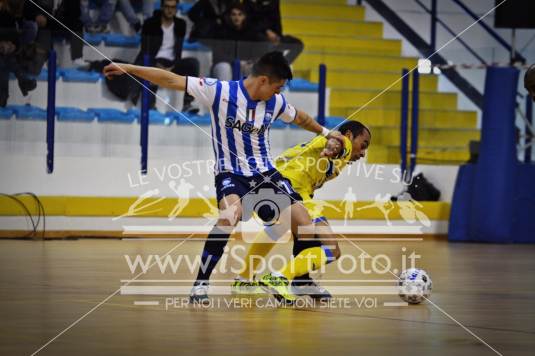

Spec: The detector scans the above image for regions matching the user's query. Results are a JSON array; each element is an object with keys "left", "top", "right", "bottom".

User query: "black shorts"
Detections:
[{"left": 214, "top": 169, "right": 302, "bottom": 203}]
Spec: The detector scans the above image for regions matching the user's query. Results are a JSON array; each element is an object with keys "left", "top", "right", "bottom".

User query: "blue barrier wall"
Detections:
[{"left": 449, "top": 66, "right": 535, "bottom": 243}]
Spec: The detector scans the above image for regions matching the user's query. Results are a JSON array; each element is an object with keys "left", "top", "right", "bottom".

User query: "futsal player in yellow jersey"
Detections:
[{"left": 232, "top": 121, "right": 371, "bottom": 303}]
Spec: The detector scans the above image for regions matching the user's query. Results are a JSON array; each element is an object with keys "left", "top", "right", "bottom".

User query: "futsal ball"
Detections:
[{"left": 398, "top": 268, "right": 432, "bottom": 304}]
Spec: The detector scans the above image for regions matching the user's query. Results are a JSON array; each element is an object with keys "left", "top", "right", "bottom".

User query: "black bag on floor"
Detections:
[{"left": 406, "top": 173, "right": 441, "bottom": 201}]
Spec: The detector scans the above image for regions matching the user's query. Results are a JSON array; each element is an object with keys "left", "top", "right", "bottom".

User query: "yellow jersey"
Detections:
[{"left": 275, "top": 135, "right": 353, "bottom": 197}]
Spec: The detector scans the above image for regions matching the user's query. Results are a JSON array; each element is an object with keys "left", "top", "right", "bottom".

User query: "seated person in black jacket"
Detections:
[
  {"left": 211, "top": 2, "right": 266, "bottom": 80},
  {"left": 187, "top": 0, "right": 234, "bottom": 41},
  {"left": 243, "top": 0, "right": 303, "bottom": 64},
  {"left": 133, "top": 0, "right": 200, "bottom": 112}
]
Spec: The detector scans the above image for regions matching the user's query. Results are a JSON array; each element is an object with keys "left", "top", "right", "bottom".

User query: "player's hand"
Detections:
[
  {"left": 326, "top": 130, "right": 345, "bottom": 149},
  {"left": 103, "top": 62, "right": 131, "bottom": 79},
  {"left": 321, "top": 137, "right": 343, "bottom": 158}
]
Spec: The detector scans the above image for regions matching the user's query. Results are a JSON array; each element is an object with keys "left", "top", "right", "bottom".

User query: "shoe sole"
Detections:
[{"left": 258, "top": 279, "right": 295, "bottom": 305}]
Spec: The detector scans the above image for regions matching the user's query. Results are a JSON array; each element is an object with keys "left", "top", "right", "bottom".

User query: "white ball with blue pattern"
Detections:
[{"left": 398, "top": 268, "right": 432, "bottom": 304}]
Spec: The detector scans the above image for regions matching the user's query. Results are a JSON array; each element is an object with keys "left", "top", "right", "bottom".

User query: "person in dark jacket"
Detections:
[
  {"left": 243, "top": 0, "right": 303, "bottom": 64},
  {"left": 211, "top": 2, "right": 266, "bottom": 80},
  {"left": 187, "top": 0, "right": 234, "bottom": 41},
  {"left": 526, "top": 64, "right": 535, "bottom": 102},
  {"left": 0, "top": 0, "right": 37, "bottom": 107},
  {"left": 133, "top": 0, "right": 200, "bottom": 112}
]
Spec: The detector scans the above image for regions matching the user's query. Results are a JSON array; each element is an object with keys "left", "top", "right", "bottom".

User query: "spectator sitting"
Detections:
[
  {"left": 243, "top": 0, "right": 303, "bottom": 64},
  {"left": 132, "top": 0, "right": 200, "bottom": 112},
  {"left": 187, "top": 0, "right": 233, "bottom": 41},
  {"left": 211, "top": 2, "right": 265, "bottom": 81},
  {"left": 116, "top": 0, "right": 142, "bottom": 33},
  {"left": 0, "top": 0, "right": 37, "bottom": 107},
  {"left": 80, "top": 0, "right": 118, "bottom": 33}
]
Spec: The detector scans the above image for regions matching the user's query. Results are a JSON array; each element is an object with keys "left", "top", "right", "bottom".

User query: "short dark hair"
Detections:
[
  {"left": 161, "top": 0, "right": 178, "bottom": 7},
  {"left": 525, "top": 64, "right": 535, "bottom": 101},
  {"left": 252, "top": 51, "right": 293, "bottom": 82},
  {"left": 339, "top": 120, "right": 371, "bottom": 139}
]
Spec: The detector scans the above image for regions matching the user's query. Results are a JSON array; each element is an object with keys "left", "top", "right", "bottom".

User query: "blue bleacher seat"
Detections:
[
  {"left": 271, "top": 119, "right": 288, "bottom": 129},
  {"left": 103, "top": 34, "right": 140, "bottom": 47},
  {"left": 56, "top": 107, "right": 95, "bottom": 122},
  {"left": 171, "top": 112, "right": 211, "bottom": 126},
  {"left": 153, "top": 1, "right": 192, "bottom": 14},
  {"left": 288, "top": 78, "right": 318, "bottom": 92},
  {"left": 60, "top": 68, "right": 102, "bottom": 83},
  {"left": 128, "top": 108, "right": 173, "bottom": 125},
  {"left": 324, "top": 116, "right": 345, "bottom": 129},
  {"left": 0, "top": 107, "right": 14, "bottom": 119},
  {"left": 183, "top": 41, "right": 209, "bottom": 51},
  {"left": 178, "top": 2, "right": 193, "bottom": 14},
  {"left": 89, "top": 108, "right": 136, "bottom": 123},
  {"left": 84, "top": 33, "right": 104, "bottom": 46},
  {"left": 36, "top": 68, "right": 60, "bottom": 81},
  {"left": 10, "top": 105, "right": 47, "bottom": 120}
]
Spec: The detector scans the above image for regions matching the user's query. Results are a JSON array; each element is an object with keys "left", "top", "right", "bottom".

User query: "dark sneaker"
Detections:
[{"left": 292, "top": 277, "right": 332, "bottom": 301}]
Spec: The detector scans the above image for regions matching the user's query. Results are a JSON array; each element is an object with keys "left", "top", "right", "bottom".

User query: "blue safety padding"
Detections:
[
  {"left": 449, "top": 66, "right": 535, "bottom": 243},
  {"left": 60, "top": 68, "right": 102, "bottom": 82},
  {"left": 89, "top": 108, "right": 136, "bottom": 123},
  {"left": 56, "top": 107, "right": 95, "bottom": 122},
  {"left": 103, "top": 34, "right": 140, "bottom": 47},
  {"left": 84, "top": 32, "right": 104, "bottom": 45},
  {"left": 288, "top": 78, "right": 318, "bottom": 92},
  {"left": 10, "top": 104, "right": 47, "bottom": 120},
  {"left": 0, "top": 107, "right": 14, "bottom": 119},
  {"left": 128, "top": 108, "right": 173, "bottom": 125}
]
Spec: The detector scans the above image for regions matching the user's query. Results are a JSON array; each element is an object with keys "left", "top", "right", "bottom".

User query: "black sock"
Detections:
[
  {"left": 194, "top": 225, "right": 231, "bottom": 284},
  {"left": 292, "top": 238, "right": 322, "bottom": 284}
]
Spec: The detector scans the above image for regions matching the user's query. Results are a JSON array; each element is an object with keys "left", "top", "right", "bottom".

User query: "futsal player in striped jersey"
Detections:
[
  {"left": 103, "top": 51, "right": 345, "bottom": 302},
  {"left": 232, "top": 121, "right": 371, "bottom": 303}
]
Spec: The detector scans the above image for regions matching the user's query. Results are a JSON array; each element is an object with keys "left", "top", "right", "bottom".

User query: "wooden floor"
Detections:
[{"left": 0, "top": 237, "right": 534, "bottom": 355}]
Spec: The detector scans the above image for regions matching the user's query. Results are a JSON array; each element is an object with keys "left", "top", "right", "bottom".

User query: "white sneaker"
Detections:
[
  {"left": 189, "top": 281, "right": 209, "bottom": 303},
  {"left": 72, "top": 58, "right": 88, "bottom": 69}
]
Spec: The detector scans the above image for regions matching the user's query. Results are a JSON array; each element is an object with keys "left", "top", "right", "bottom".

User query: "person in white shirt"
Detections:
[{"left": 132, "top": 0, "right": 200, "bottom": 112}]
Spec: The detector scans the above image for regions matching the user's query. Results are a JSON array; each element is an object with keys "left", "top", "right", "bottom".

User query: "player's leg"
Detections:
[
  {"left": 190, "top": 194, "right": 242, "bottom": 302},
  {"left": 260, "top": 203, "right": 340, "bottom": 303},
  {"left": 231, "top": 227, "right": 277, "bottom": 294},
  {"left": 190, "top": 173, "right": 245, "bottom": 302}
]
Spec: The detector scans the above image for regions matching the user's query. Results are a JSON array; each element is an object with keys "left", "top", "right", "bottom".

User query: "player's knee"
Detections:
[
  {"left": 323, "top": 244, "right": 340, "bottom": 261},
  {"left": 331, "top": 245, "right": 341, "bottom": 260}
]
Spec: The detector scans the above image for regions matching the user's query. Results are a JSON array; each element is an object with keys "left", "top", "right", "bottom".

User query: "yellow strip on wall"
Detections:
[{"left": 0, "top": 196, "right": 450, "bottom": 221}]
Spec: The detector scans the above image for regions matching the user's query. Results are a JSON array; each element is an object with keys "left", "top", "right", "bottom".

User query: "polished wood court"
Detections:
[{"left": 0, "top": 237, "right": 534, "bottom": 355}]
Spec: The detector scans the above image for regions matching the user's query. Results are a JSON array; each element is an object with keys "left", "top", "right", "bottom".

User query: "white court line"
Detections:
[
  {"left": 121, "top": 237, "right": 424, "bottom": 241},
  {"left": 383, "top": 302, "right": 408, "bottom": 307},
  {"left": 120, "top": 279, "right": 399, "bottom": 283},
  {"left": 133, "top": 301, "right": 160, "bottom": 306},
  {"left": 122, "top": 225, "right": 425, "bottom": 235}
]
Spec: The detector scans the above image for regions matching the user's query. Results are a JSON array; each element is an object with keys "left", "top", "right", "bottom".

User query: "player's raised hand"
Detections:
[
  {"left": 321, "top": 137, "right": 343, "bottom": 158},
  {"left": 103, "top": 62, "right": 131, "bottom": 79}
]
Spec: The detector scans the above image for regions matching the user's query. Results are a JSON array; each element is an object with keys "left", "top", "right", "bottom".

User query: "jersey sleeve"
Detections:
[
  {"left": 276, "top": 94, "right": 297, "bottom": 123},
  {"left": 186, "top": 76, "right": 218, "bottom": 107}
]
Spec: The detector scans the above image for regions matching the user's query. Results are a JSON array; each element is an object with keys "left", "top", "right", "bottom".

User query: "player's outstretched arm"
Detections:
[
  {"left": 294, "top": 109, "right": 345, "bottom": 146},
  {"left": 103, "top": 62, "right": 186, "bottom": 91}
]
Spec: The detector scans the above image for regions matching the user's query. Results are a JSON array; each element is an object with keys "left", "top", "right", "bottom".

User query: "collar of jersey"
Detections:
[{"left": 239, "top": 79, "right": 259, "bottom": 110}]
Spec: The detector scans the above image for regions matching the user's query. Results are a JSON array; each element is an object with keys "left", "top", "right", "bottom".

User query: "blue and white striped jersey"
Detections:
[{"left": 186, "top": 76, "right": 297, "bottom": 177}]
